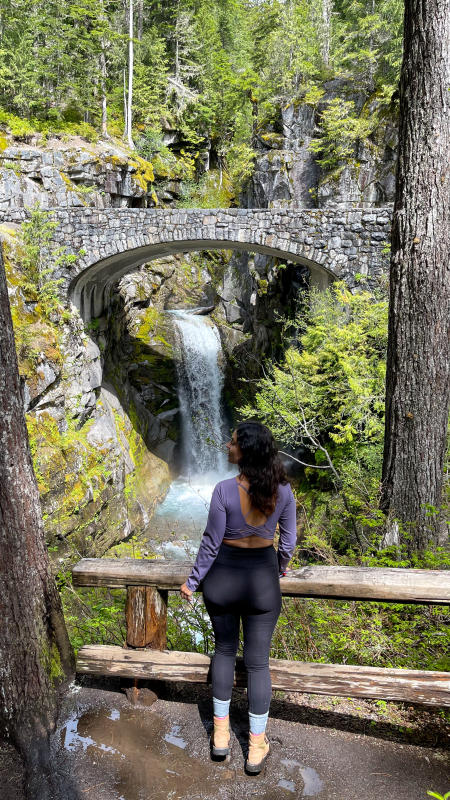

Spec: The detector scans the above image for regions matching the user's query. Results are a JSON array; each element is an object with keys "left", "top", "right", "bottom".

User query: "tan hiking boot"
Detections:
[
  {"left": 246, "top": 732, "right": 270, "bottom": 774},
  {"left": 211, "top": 715, "right": 230, "bottom": 757}
]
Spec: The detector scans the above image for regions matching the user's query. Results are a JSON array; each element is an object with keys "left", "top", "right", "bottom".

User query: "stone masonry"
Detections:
[{"left": 0, "top": 206, "right": 391, "bottom": 320}]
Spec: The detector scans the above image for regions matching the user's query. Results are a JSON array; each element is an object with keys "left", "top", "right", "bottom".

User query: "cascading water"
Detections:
[
  {"left": 171, "top": 310, "right": 227, "bottom": 476},
  {"left": 150, "top": 309, "right": 234, "bottom": 558}
]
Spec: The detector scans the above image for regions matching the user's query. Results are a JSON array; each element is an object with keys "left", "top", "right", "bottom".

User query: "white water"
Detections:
[
  {"left": 171, "top": 310, "right": 227, "bottom": 475},
  {"left": 151, "top": 310, "right": 234, "bottom": 558}
]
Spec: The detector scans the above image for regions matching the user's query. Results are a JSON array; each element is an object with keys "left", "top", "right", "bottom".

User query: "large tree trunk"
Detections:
[
  {"left": 0, "top": 248, "right": 75, "bottom": 798},
  {"left": 380, "top": 0, "right": 450, "bottom": 550}
]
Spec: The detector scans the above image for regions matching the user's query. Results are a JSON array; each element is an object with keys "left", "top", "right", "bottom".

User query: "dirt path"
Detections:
[{"left": 1, "top": 681, "right": 449, "bottom": 800}]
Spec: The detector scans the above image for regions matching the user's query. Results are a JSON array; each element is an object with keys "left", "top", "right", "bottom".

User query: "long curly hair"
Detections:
[{"left": 235, "top": 421, "right": 288, "bottom": 516}]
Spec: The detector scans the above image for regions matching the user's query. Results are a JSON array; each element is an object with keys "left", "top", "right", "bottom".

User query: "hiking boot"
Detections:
[
  {"left": 245, "top": 732, "right": 270, "bottom": 774},
  {"left": 211, "top": 715, "right": 230, "bottom": 757}
]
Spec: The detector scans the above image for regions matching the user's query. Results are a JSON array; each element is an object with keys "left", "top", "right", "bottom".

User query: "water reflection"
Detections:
[{"left": 281, "top": 758, "right": 324, "bottom": 796}]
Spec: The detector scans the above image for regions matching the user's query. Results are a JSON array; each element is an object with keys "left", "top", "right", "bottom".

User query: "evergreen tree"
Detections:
[{"left": 380, "top": 0, "right": 450, "bottom": 550}]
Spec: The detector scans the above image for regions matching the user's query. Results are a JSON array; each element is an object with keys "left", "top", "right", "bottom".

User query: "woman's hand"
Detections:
[{"left": 180, "top": 582, "right": 193, "bottom": 603}]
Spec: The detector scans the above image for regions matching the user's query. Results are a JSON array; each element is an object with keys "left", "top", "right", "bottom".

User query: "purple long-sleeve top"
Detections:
[{"left": 185, "top": 477, "right": 297, "bottom": 592}]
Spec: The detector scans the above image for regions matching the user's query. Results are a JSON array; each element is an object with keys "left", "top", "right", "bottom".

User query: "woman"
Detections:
[{"left": 180, "top": 421, "right": 296, "bottom": 774}]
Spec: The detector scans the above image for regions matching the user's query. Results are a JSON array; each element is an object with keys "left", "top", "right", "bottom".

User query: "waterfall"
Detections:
[{"left": 170, "top": 310, "right": 227, "bottom": 476}]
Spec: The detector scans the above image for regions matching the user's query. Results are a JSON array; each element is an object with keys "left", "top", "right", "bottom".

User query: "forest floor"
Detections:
[{"left": 1, "top": 678, "right": 448, "bottom": 800}]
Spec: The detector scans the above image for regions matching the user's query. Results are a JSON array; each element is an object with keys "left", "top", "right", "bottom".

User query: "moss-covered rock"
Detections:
[{"left": 2, "top": 223, "right": 173, "bottom": 562}]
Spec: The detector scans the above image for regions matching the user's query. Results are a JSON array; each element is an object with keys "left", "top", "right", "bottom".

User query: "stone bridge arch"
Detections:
[
  {"left": 71, "top": 228, "right": 335, "bottom": 322},
  {"left": 0, "top": 207, "right": 390, "bottom": 321},
  {"left": 51, "top": 208, "right": 391, "bottom": 321}
]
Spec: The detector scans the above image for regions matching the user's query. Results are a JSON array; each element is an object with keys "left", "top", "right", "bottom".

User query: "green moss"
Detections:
[
  {"left": 129, "top": 155, "right": 155, "bottom": 192},
  {"left": 0, "top": 132, "right": 8, "bottom": 150},
  {"left": 133, "top": 306, "right": 173, "bottom": 354},
  {"left": 107, "top": 154, "right": 127, "bottom": 168},
  {"left": 134, "top": 305, "right": 161, "bottom": 339},
  {"left": 257, "top": 278, "right": 268, "bottom": 296},
  {"left": 59, "top": 170, "right": 90, "bottom": 205},
  {"left": 40, "top": 639, "right": 64, "bottom": 682},
  {"left": 260, "top": 132, "right": 284, "bottom": 148},
  {"left": 152, "top": 149, "right": 195, "bottom": 181},
  {"left": 111, "top": 403, "right": 146, "bottom": 504},
  {"left": 26, "top": 410, "right": 115, "bottom": 532},
  {"left": 4, "top": 234, "right": 64, "bottom": 388}
]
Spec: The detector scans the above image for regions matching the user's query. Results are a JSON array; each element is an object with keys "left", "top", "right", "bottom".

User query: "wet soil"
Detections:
[{"left": 1, "top": 679, "right": 449, "bottom": 800}]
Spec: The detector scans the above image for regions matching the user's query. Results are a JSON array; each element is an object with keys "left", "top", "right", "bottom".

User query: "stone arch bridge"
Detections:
[{"left": 3, "top": 207, "right": 391, "bottom": 320}]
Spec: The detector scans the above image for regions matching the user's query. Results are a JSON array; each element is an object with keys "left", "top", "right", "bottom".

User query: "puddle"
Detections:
[
  {"left": 59, "top": 704, "right": 215, "bottom": 800},
  {"left": 62, "top": 712, "right": 124, "bottom": 757},
  {"left": 281, "top": 758, "right": 324, "bottom": 797},
  {"left": 164, "top": 724, "right": 188, "bottom": 749},
  {"left": 277, "top": 777, "right": 296, "bottom": 793},
  {"left": 57, "top": 697, "right": 328, "bottom": 800},
  {"left": 299, "top": 766, "right": 324, "bottom": 797}
]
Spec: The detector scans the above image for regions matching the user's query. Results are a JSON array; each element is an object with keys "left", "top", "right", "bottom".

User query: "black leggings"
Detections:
[{"left": 202, "top": 542, "right": 282, "bottom": 715}]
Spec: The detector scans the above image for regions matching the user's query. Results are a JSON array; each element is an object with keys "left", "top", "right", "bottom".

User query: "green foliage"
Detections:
[
  {"left": 309, "top": 98, "right": 374, "bottom": 170},
  {"left": 132, "top": 28, "right": 169, "bottom": 128},
  {"left": 240, "top": 282, "right": 388, "bottom": 549},
  {"left": 225, "top": 142, "right": 257, "bottom": 198},
  {"left": 0, "top": 110, "right": 35, "bottom": 137},
  {"left": 0, "top": 0, "right": 403, "bottom": 181},
  {"left": 57, "top": 565, "right": 127, "bottom": 656},
  {"left": 176, "top": 169, "right": 233, "bottom": 208},
  {"left": 250, "top": 0, "right": 324, "bottom": 103},
  {"left": 167, "top": 594, "right": 214, "bottom": 654},
  {"left": 0, "top": 108, "right": 100, "bottom": 141},
  {"left": 20, "top": 205, "right": 78, "bottom": 320},
  {"left": 241, "top": 282, "right": 387, "bottom": 458},
  {"left": 332, "top": 0, "right": 403, "bottom": 92},
  {"left": 273, "top": 575, "right": 449, "bottom": 671}
]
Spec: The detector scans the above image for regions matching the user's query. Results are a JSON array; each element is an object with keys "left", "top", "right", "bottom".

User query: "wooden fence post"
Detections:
[{"left": 125, "top": 586, "right": 168, "bottom": 649}]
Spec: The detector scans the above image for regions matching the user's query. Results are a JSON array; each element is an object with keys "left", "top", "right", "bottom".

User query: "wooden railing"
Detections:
[{"left": 72, "top": 559, "right": 450, "bottom": 707}]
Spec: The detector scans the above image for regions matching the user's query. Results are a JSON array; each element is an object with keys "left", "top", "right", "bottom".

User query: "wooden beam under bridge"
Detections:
[
  {"left": 76, "top": 645, "right": 450, "bottom": 707},
  {"left": 72, "top": 558, "right": 450, "bottom": 604}
]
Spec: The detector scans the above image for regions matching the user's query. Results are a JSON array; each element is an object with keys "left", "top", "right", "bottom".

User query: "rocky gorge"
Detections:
[{"left": 0, "top": 94, "right": 396, "bottom": 564}]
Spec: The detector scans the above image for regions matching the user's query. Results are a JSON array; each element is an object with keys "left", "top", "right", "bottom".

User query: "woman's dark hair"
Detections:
[{"left": 235, "top": 421, "right": 288, "bottom": 516}]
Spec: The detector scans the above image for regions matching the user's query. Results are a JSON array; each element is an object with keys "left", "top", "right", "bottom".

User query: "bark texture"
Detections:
[
  {"left": 0, "top": 249, "right": 75, "bottom": 797},
  {"left": 380, "top": 0, "right": 450, "bottom": 549}
]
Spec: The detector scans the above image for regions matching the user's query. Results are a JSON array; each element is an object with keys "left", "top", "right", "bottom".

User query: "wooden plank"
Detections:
[
  {"left": 72, "top": 559, "right": 450, "bottom": 604},
  {"left": 76, "top": 645, "right": 450, "bottom": 706},
  {"left": 125, "top": 586, "right": 168, "bottom": 649}
]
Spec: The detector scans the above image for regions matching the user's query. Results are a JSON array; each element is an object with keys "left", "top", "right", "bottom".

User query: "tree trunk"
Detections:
[
  {"left": 137, "top": 0, "right": 143, "bottom": 41},
  {"left": 380, "top": 0, "right": 450, "bottom": 550},
  {"left": 321, "top": 0, "right": 331, "bottom": 66},
  {"left": 123, "top": 67, "right": 128, "bottom": 137},
  {"left": 126, "top": 0, "right": 134, "bottom": 149},
  {"left": 100, "top": 44, "right": 108, "bottom": 138},
  {"left": 0, "top": 248, "right": 75, "bottom": 798}
]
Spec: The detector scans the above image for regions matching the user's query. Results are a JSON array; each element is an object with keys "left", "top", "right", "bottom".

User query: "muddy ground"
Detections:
[{"left": 1, "top": 678, "right": 449, "bottom": 800}]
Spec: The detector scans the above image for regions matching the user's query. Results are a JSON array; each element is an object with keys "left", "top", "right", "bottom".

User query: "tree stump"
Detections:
[{"left": 125, "top": 586, "right": 168, "bottom": 649}]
